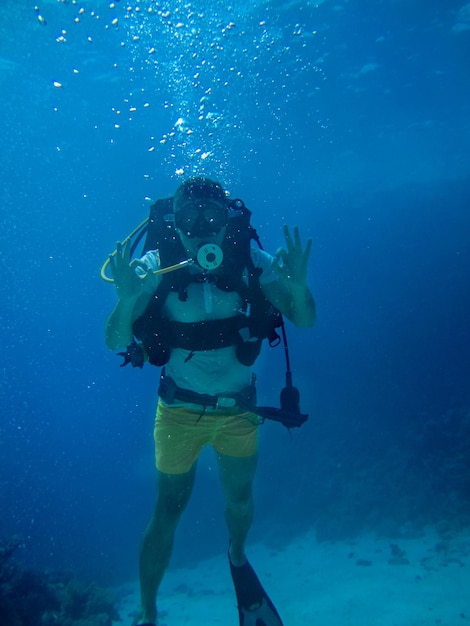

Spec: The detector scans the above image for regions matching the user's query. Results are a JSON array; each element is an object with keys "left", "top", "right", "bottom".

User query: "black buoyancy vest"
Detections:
[{"left": 132, "top": 198, "right": 282, "bottom": 367}]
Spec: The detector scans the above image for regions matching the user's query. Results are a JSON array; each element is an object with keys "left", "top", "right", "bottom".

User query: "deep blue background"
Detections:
[{"left": 1, "top": 0, "right": 469, "bottom": 585}]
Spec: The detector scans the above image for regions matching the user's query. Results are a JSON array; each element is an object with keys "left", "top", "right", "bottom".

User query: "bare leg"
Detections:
[
  {"left": 216, "top": 453, "right": 258, "bottom": 566},
  {"left": 138, "top": 465, "right": 196, "bottom": 624}
]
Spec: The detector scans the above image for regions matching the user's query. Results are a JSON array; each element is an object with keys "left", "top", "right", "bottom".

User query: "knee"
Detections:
[
  {"left": 225, "top": 489, "right": 253, "bottom": 516},
  {"left": 156, "top": 491, "right": 190, "bottom": 521},
  {"left": 154, "top": 468, "right": 195, "bottom": 522}
]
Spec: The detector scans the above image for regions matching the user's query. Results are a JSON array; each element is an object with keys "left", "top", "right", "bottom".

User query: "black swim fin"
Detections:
[{"left": 229, "top": 555, "right": 284, "bottom": 626}]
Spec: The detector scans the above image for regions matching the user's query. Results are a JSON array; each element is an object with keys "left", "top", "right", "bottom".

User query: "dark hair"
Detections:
[{"left": 174, "top": 177, "right": 227, "bottom": 210}]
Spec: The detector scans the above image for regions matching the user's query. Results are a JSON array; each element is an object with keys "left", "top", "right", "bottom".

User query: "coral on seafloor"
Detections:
[{"left": 0, "top": 537, "right": 120, "bottom": 626}]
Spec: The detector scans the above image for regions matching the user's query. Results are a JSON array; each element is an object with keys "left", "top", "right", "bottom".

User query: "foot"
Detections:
[{"left": 132, "top": 613, "right": 157, "bottom": 626}]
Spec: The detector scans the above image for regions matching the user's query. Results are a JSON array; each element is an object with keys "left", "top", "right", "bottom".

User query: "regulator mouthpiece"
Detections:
[{"left": 196, "top": 243, "right": 223, "bottom": 270}]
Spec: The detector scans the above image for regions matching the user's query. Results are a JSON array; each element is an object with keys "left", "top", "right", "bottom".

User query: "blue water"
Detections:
[{"left": 1, "top": 0, "right": 469, "bottom": 589}]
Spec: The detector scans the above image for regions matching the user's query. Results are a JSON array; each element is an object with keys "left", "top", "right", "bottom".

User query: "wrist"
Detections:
[
  {"left": 117, "top": 291, "right": 141, "bottom": 306},
  {"left": 289, "top": 280, "right": 308, "bottom": 293},
  {"left": 116, "top": 282, "right": 144, "bottom": 302}
]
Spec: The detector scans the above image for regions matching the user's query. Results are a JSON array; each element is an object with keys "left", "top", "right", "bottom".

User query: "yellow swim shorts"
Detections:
[{"left": 154, "top": 401, "right": 260, "bottom": 475}]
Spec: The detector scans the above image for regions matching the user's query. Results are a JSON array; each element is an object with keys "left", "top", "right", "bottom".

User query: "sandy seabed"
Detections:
[{"left": 114, "top": 527, "right": 469, "bottom": 625}]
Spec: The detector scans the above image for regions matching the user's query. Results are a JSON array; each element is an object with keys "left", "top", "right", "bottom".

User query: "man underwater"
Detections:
[{"left": 105, "top": 177, "right": 315, "bottom": 625}]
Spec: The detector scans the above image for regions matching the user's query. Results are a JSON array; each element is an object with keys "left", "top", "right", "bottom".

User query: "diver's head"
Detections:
[{"left": 173, "top": 177, "right": 228, "bottom": 239}]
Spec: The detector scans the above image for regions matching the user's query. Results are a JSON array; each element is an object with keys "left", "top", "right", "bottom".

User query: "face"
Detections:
[{"left": 174, "top": 197, "right": 228, "bottom": 240}]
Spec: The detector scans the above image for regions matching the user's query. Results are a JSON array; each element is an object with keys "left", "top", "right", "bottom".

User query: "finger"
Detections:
[
  {"left": 283, "top": 225, "right": 294, "bottom": 252},
  {"left": 116, "top": 240, "right": 129, "bottom": 259},
  {"left": 303, "top": 237, "right": 313, "bottom": 262},
  {"left": 123, "top": 239, "right": 132, "bottom": 263},
  {"left": 294, "top": 225, "right": 302, "bottom": 250},
  {"left": 108, "top": 253, "right": 116, "bottom": 275},
  {"left": 130, "top": 259, "right": 150, "bottom": 272},
  {"left": 272, "top": 248, "right": 287, "bottom": 274},
  {"left": 117, "top": 241, "right": 132, "bottom": 267},
  {"left": 274, "top": 246, "right": 287, "bottom": 262}
]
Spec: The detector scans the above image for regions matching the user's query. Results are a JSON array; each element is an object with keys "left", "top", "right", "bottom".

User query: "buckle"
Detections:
[{"left": 216, "top": 396, "right": 237, "bottom": 409}]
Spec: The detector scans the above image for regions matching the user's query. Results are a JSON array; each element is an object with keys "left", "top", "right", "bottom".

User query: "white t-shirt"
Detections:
[{"left": 136, "top": 246, "right": 278, "bottom": 396}]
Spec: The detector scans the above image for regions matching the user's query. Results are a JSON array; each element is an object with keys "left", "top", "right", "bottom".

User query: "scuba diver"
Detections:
[{"left": 104, "top": 176, "right": 316, "bottom": 626}]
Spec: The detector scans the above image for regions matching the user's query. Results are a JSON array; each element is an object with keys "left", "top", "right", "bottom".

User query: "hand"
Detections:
[
  {"left": 273, "top": 225, "right": 312, "bottom": 286},
  {"left": 108, "top": 240, "right": 149, "bottom": 300}
]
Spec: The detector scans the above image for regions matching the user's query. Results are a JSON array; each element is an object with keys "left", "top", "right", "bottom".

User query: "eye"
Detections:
[
  {"left": 203, "top": 205, "right": 227, "bottom": 222},
  {"left": 176, "top": 208, "right": 197, "bottom": 225}
]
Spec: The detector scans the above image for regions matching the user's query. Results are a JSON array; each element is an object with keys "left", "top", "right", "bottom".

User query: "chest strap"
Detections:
[{"left": 169, "top": 316, "right": 246, "bottom": 352}]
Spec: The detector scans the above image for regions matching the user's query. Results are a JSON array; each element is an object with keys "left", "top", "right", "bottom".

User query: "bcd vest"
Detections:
[{"left": 132, "top": 198, "right": 282, "bottom": 366}]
